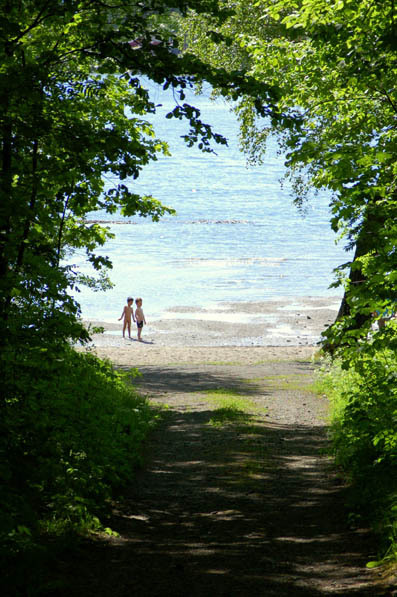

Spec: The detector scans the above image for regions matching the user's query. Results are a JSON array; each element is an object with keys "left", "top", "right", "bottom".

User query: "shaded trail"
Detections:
[{"left": 62, "top": 355, "right": 389, "bottom": 596}]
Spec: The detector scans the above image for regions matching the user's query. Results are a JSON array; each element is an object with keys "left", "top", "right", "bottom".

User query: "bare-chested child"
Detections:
[
  {"left": 118, "top": 297, "right": 135, "bottom": 338},
  {"left": 135, "top": 298, "right": 146, "bottom": 341}
]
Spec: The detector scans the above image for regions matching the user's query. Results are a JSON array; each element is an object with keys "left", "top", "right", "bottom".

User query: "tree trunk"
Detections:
[
  {"left": 0, "top": 120, "right": 13, "bottom": 322},
  {"left": 336, "top": 239, "right": 367, "bottom": 323},
  {"left": 336, "top": 201, "right": 386, "bottom": 326}
]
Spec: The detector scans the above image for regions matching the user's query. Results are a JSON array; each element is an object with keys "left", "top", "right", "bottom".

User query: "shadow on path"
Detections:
[
  {"left": 130, "top": 366, "right": 267, "bottom": 396},
  {"left": 57, "top": 362, "right": 388, "bottom": 597}
]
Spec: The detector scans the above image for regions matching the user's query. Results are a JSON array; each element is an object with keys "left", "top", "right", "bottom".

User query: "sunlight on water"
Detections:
[{"left": 70, "top": 80, "right": 347, "bottom": 322}]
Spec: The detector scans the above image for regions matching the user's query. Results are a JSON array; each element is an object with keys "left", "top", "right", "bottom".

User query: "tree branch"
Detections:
[
  {"left": 56, "top": 193, "right": 71, "bottom": 266},
  {"left": 16, "top": 139, "right": 39, "bottom": 270},
  {"left": 10, "top": 1, "right": 54, "bottom": 46}
]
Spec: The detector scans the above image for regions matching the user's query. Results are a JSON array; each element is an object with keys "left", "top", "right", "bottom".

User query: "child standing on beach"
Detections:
[
  {"left": 135, "top": 298, "right": 146, "bottom": 342},
  {"left": 119, "top": 297, "right": 135, "bottom": 338}
]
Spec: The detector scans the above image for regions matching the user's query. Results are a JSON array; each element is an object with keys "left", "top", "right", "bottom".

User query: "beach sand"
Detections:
[{"left": 81, "top": 296, "right": 339, "bottom": 365}]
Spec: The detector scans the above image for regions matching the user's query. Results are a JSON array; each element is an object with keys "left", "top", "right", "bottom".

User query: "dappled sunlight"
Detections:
[
  {"left": 62, "top": 359, "right": 382, "bottom": 596},
  {"left": 103, "top": 403, "right": 375, "bottom": 595}
]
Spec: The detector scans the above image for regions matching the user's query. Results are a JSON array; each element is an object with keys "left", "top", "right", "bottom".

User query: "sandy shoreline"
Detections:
[{"left": 80, "top": 296, "right": 339, "bottom": 365}]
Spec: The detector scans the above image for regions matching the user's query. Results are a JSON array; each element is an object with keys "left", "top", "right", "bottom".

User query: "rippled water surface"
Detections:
[{"left": 71, "top": 81, "right": 347, "bottom": 321}]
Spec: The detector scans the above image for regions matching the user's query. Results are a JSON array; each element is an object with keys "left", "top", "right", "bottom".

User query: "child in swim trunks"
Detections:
[{"left": 135, "top": 297, "right": 146, "bottom": 341}]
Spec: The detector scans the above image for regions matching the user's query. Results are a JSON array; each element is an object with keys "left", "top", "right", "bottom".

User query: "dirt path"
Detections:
[{"left": 65, "top": 347, "right": 390, "bottom": 596}]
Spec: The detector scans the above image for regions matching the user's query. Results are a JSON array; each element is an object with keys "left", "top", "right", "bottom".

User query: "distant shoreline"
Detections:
[{"left": 83, "top": 296, "right": 340, "bottom": 349}]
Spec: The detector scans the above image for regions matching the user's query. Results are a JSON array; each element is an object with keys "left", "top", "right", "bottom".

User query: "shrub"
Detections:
[
  {"left": 0, "top": 345, "right": 157, "bottom": 561},
  {"left": 316, "top": 345, "right": 397, "bottom": 563}
]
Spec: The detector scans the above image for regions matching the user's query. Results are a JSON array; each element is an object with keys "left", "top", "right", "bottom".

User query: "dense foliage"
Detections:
[
  {"left": 1, "top": 344, "right": 158, "bottom": 592},
  {"left": 316, "top": 334, "right": 397, "bottom": 567},
  {"left": 178, "top": 0, "right": 397, "bottom": 562}
]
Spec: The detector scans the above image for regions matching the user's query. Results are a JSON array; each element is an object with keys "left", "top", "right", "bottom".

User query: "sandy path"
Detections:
[{"left": 64, "top": 345, "right": 390, "bottom": 596}]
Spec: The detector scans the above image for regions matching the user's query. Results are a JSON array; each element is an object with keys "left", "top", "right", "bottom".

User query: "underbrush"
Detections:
[
  {"left": 0, "top": 344, "right": 158, "bottom": 593},
  {"left": 316, "top": 343, "right": 397, "bottom": 566}
]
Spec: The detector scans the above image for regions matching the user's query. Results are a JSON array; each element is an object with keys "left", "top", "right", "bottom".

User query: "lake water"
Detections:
[{"left": 71, "top": 80, "right": 347, "bottom": 323}]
